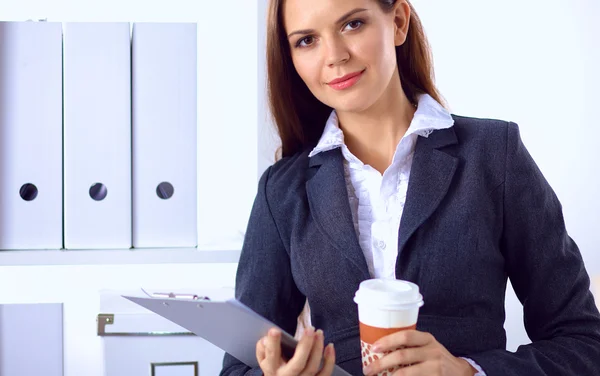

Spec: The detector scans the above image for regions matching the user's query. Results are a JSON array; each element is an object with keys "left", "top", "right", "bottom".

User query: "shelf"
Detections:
[{"left": 0, "top": 248, "right": 241, "bottom": 266}]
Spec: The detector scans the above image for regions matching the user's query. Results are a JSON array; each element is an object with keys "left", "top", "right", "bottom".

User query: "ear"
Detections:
[{"left": 393, "top": 1, "right": 411, "bottom": 46}]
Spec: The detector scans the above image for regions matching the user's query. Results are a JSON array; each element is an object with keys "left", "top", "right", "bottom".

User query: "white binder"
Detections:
[
  {"left": 0, "top": 304, "right": 64, "bottom": 376},
  {"left": 63, "top": 22, "right": 132, "bottom": 249},
  {"left": 131, "top": 23, "right": 197, "bottom": 248},
  {"left": 124, "top": 293, "right": 351, "bottom": 376},
  {"left": 0, "top": 22, "right": 63, "bottom": 250}
]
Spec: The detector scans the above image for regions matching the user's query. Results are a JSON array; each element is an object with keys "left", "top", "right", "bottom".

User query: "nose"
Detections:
[{"left": 324, "top": 36, "right": 350, "bottom": 67}]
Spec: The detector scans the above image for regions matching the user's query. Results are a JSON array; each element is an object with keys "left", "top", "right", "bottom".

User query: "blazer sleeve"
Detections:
[
  {"left": 220, "top": 166, "right": 307, "bottom": 376},
  {"left": 468, "top": 122, "right": 600, "bottom": 375}
]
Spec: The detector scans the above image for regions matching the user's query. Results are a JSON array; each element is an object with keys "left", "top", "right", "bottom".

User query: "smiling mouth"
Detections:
[{"left": 327, "top": 69, "right": 365, "bottom": 91}]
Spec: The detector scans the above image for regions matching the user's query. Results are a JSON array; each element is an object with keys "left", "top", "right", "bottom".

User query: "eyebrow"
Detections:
[{"left": 287, "top": 8, "right": 368, "bottom": 38}]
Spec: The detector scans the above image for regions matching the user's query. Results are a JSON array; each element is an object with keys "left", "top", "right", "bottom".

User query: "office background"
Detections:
[{"left": 0, "top": 0, "right": 598, "bottom": 375}]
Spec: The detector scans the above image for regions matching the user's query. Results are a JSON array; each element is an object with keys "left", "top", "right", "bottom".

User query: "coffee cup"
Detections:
[{"left": 353, "top": 279, "right": 424, "bottom": 376}]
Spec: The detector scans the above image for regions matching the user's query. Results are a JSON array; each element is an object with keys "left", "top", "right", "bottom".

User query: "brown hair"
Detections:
[{"left": 267, "top": 0, "right": 445, "bottom": 158}]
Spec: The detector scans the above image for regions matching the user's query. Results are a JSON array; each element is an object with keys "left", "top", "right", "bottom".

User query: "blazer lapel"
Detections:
[
  {"left": 306, "top": 148, "right": 370, "bottom": 280},
  {"left": 397, "top": 127, "right": 459, "bottom": 260}
]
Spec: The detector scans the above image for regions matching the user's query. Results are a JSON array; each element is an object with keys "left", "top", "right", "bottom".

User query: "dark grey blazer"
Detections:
[{"left": 221, "top": 116, "right": 600, "bottom": 375}]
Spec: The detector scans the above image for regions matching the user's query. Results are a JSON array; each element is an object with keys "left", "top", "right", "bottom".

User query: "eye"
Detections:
[
  {"left": 344, "top": 19, "right": 364, "bottom": 31},
  {"left": 296, "top": 35, "right": 316, "bottom": 48}
]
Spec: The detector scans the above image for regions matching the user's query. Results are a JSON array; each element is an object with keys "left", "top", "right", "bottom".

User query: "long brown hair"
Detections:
[{"left": 267, "top": 0, "right": 445, "bottom": 158}]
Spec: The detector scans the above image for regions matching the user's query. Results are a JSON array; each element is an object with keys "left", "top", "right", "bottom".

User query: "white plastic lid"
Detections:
[{"left": 353, "top": 279, "right": 424, "bottom": 310}]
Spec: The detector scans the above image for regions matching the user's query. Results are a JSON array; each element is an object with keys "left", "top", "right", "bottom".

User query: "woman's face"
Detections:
[{"left": 283, "top": 0, "right": 409, "bottom": 114}]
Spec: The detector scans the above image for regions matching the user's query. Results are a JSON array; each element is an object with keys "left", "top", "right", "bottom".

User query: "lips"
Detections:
[
  {"left": 328, "top": 70, "right": 364, "bottom": 85},
  {"left": 327, "top": 69, "right": 365, "bottom": 91}
]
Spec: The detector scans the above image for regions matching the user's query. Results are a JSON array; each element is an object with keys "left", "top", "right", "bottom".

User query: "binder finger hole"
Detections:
[
  {"left": 89, "top": 183, "right": 108, "bottom": 201},
  {"left": 19, "top": 183, "right": 38, "bottom": 201},
  {"left": 156, "top": 182, "right": 174, "bottom": 199}
]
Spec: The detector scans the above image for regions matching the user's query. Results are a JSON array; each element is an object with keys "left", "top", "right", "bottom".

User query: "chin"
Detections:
[
  {"left": 328, "top": 96, "right": 376, "bottom": 114},
  {"left": 318, "top": 85, "right": 379, "bottom": 114}
]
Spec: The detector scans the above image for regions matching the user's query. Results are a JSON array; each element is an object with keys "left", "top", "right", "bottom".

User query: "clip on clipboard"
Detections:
[{"left": 123, "top": 291, "right": 351, "bottom": 376}]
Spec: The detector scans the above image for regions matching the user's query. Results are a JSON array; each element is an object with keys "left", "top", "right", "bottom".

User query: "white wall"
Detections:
[{"left": 0, "top": 0, "right": 598, "bottom": 374}]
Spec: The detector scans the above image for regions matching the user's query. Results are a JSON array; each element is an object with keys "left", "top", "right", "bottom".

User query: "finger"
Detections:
[
  {"left": 263, "top": 329, "right": 283, "bottom": 372},
  {"left": 256, "top": 336, "right": 267, "bottom": 363},
  {"left": 302, "top": 329, "right": 325, "bottom": 375},
  {"left": 364, "top": 346, "right": 426, "bottom": 375},
  {"left": 316, "top": 344, "right": 336, "bottom": 376},
  {"left": 282, "top": 327, "right": 316, "bottom": 375},
  {"left": 373, "top": 330, "right": 433, "bottom": 353}
]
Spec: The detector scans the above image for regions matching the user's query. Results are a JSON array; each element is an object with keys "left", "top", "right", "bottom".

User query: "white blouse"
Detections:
[
  {"left": 308, "top": 94, "right": 486, "bottom": 376},
  {"left": 309, "top": 93, "right": 454, "bottom": 279}
]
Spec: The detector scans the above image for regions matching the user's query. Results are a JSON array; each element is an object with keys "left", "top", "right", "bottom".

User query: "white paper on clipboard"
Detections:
[{"left": 123, "top": 293, "right": 352, "bottom": 376}]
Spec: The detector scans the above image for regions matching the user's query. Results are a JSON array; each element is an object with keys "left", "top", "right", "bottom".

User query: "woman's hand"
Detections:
[
  {"left": 256, "top": 327, "right": 336, "bottom": 376},
  {"left": 363, "top": 330, "right": 477, "bottom": 376}
]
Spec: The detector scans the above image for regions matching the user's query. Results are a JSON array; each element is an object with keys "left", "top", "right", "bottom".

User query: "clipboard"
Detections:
[{"left": 123, "top": 292, "right": 352, "bottom": 376}]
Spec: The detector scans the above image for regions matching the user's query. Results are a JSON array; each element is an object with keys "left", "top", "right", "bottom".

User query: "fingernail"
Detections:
[
  {"left": 372, "top": 343, "right": 381, "bottom": 353},
  {"left": 316, "top": 329, "right": 323, "bottom": 339},
  {"left": 305, "top": 327, "right": 315, "bottom": 337},
  {"left": 326, "top": 343, "right": 334, "bottom": 357},
  {"left": 262, "top": 337, "right": 267, "bottom": 346},
  {"left": 268, "top": 329, "right": 280, "bottom": 337}
]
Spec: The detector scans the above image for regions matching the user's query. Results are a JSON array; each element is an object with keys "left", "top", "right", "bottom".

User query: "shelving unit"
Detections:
[{"left": 0, "top": 248, "right": 241, "bottom": 266}]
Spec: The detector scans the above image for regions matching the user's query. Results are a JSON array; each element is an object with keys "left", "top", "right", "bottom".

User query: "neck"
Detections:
[{"left": 336, "top": 68, "right": 416, "bottom": 175}]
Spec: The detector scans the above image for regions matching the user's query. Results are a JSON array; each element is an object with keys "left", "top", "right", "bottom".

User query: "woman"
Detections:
[{"left": 221, "top": 0, "right": 600, "bottom": 375}]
